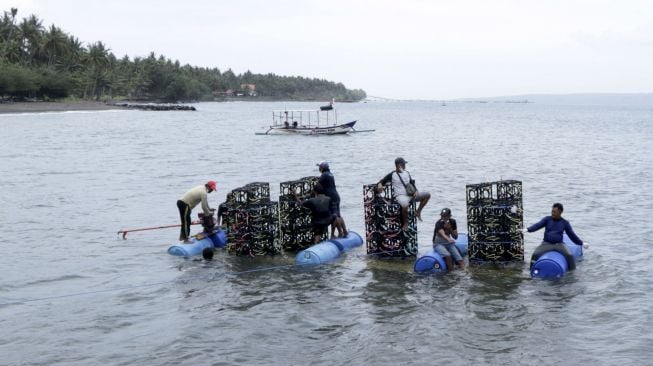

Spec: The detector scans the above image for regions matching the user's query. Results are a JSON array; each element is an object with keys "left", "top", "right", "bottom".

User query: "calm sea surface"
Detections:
[{"left": 1, "top": 101, "right": 652, "bottom": 365}]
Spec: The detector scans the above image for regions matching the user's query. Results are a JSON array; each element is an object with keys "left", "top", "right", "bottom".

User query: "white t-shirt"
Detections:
[
  {"left": 392, "top": 170, "right": 411, "bottom": 197},
  {"left": 179, "top": 184, "right": 211, "bottom": 215}
]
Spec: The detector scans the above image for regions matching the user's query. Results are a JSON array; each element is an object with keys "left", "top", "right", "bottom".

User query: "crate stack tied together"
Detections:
[
  {"left": 363, "top": 184, "right": 417, "bottom": 257},
  {"left": 466, "top": 180, "right": 524, "bottom": 263},
  {"left": 279, "top": 176, "right": 326, "bottom": 251},
  {"left": 221, "top": 182, "right": 280, "bottom": 256}
]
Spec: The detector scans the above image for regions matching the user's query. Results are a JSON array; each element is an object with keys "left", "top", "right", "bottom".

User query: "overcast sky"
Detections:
[{"left": 4, "top": 0, "right": 653, "bottom": 99}]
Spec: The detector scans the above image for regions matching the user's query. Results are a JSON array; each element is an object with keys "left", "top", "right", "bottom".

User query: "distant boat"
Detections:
[
  {"left": 320, "top": 98, "right": 335, "bottom": 111},
  {"left": 256, "top": 102, "right": 373, "bottom": 136}
]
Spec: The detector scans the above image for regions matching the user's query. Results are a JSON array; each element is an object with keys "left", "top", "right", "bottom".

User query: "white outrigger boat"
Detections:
[{"left": 255, "top": 103, "right": 373, "bottom": 136}]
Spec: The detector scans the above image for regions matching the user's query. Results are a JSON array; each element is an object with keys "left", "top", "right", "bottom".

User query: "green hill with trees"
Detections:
[{"left": 0, "top": 8, "right": 366, "bottom": 103}]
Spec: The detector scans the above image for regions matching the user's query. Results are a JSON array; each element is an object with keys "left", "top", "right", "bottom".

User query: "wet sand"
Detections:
[{"left": 0, "top": 101, "right": 127, "bottom": 114}]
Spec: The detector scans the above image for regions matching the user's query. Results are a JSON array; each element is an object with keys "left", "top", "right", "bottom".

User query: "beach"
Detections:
[{"left": 0, "top": 101, "right": 126, "bottom": 114}]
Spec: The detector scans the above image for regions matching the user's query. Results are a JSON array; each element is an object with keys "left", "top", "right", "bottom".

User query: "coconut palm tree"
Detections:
[
  {"left": 84, "top": 41, "right": 111, "bottom": 100},
  {"left": 18, "top": 14, "right": 44, "bottom": 65},
  {"left": 60, "top": 35, "right": 85, "bottom": 72},
  {"left": 1, "top": 8, "right": 19, "bottom": 61},
  {"left": 39, "top": 24, "right": 69, "bottom": 67}
]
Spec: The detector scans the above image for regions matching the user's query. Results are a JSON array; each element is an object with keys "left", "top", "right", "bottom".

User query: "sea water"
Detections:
[{"left": 0, "top": 101, "right": 652, "bottom": 365}]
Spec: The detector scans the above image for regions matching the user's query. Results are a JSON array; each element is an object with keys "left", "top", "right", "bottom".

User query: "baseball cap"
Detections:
[
  {"left": 317, "top": 161, "right": 329, "bottom": 170},
  {"left": 207, "top": 180, "right": 217, "bottom": 191},
  {"left": 395, "top": 157, "right": 407, "bottom": 165},
  {"left": 440, "top": 208, "right": 451, "bottom": 216}
]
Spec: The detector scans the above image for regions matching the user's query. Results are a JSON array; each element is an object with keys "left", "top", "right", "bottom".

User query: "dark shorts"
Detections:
[
  {"left": 329, "top": 200, "right": 341, "bottom": 217},
  {"left": 312, "top": 215, "right": 336, "bottom": 235}
]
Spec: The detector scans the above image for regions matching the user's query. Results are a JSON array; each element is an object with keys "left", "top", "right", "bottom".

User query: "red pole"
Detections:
[{"left": 118, "top": 220, "right": 200, "bottom": 239}]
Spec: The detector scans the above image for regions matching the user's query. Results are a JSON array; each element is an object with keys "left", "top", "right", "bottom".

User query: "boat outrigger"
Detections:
[{"left": 255, "top": 103, "right": 373, "bottom": 135}]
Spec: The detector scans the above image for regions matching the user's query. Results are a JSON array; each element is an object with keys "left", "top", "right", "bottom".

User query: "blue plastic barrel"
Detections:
[
  {"left": 295, "top": 241, "right": 342, "bottom": 265},
  {"left": 414, "top": 249, "right": 448, "bottom": 273},
  {"left": 295, "top": 231, "right": 363, "bottom": 265},
  {"left": 208, "top": 230, "right": 227, "bottom": 248},
  {"left": 567, "top": 242, "right": 583, "bottom": 260},
  {"left": 329, "top": 231, "right": 363, "bottom": 251},
  {"left": 167, "top": 229, "right": 227, "bottom": 257},
  {"left": 414, "top": 234, "right": 469, "bottom": 274},
  {"left": 530, "top": 235, "right": 583, "bottom": 279},
  {"left": 531, "top": 251, "right": 568, "bottom": 278}
]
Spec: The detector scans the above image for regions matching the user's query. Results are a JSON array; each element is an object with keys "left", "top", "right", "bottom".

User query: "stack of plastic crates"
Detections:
[
  {"left": 363, "top": 184, "right": 417, "bottom": 257},
  {"left": 279, "top": 176, "right": 326, "bottom": 252},
  {"left": 222, "top": 182, "right": 280, "bottom": 256},
  {"left": 466, "top": 180, "right": 523, "bottom": 264}
]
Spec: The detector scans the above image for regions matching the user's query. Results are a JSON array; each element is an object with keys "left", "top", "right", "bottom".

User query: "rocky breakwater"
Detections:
[{"left": 110, "top": 102, "right": 196, "bottom": 111}]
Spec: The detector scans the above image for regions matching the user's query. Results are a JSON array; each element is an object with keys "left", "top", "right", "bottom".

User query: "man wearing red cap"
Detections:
[{"left": 177, "top": 180, "right": 216, "bottom": 243}]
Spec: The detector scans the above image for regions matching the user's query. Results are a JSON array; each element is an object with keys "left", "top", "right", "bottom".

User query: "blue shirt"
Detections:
[{"left": 527, "top": 216, "right": 583, "bottom": 245}]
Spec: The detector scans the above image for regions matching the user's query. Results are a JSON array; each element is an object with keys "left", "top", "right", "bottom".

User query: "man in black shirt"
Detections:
[
  {"left": 432, "top": 208, "right": 464, "bottom": 270},
  {"left": 317, "top": 161, "right": 348, "bottom": 238},
  {"left": 294, "top": 184, "right": 337, "bottom": 244}
]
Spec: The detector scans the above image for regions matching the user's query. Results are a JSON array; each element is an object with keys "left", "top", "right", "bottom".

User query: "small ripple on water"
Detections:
[{"left": 21, "top": 274, "right": 88, "bottom": 287}]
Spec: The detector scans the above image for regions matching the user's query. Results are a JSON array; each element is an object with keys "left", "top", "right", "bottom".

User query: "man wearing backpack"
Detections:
[{"left": 376, "top": 157, "right": 431, "bottom": 230}]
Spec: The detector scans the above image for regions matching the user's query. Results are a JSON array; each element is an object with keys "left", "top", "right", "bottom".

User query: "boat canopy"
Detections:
[{"left": 272, "top": 108, "right": 338, "bottom": 128}]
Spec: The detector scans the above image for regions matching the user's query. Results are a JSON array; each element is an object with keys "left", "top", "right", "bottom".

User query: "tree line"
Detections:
[{"left": 0, "top": 8, "right": 366, "bottom": 103}]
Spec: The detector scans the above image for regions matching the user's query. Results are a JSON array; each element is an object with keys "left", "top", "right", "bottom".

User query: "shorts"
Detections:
[
  {"left": 329, "top": 200, "right": 341, "bottom": 217},
  {"left": 312, "top": 215, "right": 336, "bottom": 235},
  {"left": 396, "top": 191, "right": 430, "bottom": 208},
  {"left": 434, "top": 242, "right": 463, "bottom": 262}
]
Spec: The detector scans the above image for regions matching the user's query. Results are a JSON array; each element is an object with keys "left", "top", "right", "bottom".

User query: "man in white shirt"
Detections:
[
  {"left": 177, "top": 180, "right": 216, "bottom": 243},
  {"left": 376, "top": 157, "right": 430, "bottom": 230}
]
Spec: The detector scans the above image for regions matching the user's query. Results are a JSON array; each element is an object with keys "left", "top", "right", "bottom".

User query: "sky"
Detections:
[{"left": 3, "top": 0, "right": 653, "bottom": 99}]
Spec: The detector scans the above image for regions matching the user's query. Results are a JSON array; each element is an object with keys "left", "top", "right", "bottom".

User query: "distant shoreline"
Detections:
[
  {"left": 0, "top": 101, "right": 127, "bottom": 115},
  {"left": 0, "top": 99, "right": 359, "bottom": 114}
]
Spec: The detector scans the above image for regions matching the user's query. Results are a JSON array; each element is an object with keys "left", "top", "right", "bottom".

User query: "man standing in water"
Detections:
[
  {"left": 376, "top": 157, "right": 430, "bottom": 230},
  {"left": 525, "top": 202, "right": 588, "bottom": 270},
  {"left": 177, "top": 180, "right": 216, "bottom": 243},
  {"left": 317, "top": 161, "right": 348, "bottom": 238}
]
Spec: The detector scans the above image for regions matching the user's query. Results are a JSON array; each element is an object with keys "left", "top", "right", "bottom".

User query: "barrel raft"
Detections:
[
  {"left": 530, "top": 234, "right": 583, "bottom": 279},
  {"left": 168, "top": 229, "right": 227, "bottom": 257},
  {"left": 414, "top": 233, "right": 469, "bottom": 274},
  {"left": 295, "top": 231, "right": 363, "bottom": 265}
]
